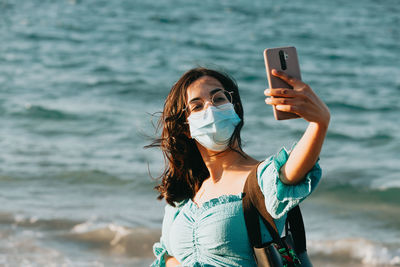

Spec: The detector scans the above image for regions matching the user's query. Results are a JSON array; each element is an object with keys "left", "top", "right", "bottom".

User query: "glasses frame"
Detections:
[{"left": 184, "top": 89, "right": 234, "bottom": 115}]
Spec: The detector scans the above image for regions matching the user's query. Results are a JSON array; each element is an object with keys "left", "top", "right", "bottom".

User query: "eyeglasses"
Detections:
[{"left": 186, "top": 89, "right": 233, "bottom": 114}]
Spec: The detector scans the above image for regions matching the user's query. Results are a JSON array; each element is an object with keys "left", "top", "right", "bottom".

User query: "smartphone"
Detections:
[{"left": 264, "top": 46, "right": 301, "bottom": 120}]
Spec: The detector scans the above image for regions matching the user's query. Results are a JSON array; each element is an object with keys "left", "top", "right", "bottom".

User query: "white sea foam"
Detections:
[
  {"left": 68, "top": 220, "right": 160, "bottom": 258},
  {"left": 70, "top": 215, "right": 99, "bottom": 233},
  {"left": 107, "top": 223, "right": 132, "bottom": 246},
  {"left": 309, "top": 238, "right": 400, "bottom": 266},
  {"left": 371, "top": 174, "right": 400, "bottom": 190}
]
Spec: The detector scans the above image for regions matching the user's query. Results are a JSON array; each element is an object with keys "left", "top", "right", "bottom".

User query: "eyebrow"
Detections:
[{"left": 188, "top": 88, "right": 223, "bottom": 104}]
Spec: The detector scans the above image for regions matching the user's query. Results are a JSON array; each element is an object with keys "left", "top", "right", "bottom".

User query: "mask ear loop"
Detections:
[{"left": 183, "top": 106, "right": 191, "bottom": 125}]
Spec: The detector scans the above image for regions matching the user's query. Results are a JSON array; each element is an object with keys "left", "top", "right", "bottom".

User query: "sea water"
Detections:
[{"left": 1, "top": 0, "right": 399, "bottom": 266}]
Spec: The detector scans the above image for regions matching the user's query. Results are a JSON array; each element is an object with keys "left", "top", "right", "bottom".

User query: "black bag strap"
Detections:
[
  {"left": 286, "top": 204, "right": 307, "bottom": 253},
  {"left": 242, "top": 162, "right": 307, "bottom": 253},
  {"left": 243, "top": 163, "right": 282, "bottom": 246}
]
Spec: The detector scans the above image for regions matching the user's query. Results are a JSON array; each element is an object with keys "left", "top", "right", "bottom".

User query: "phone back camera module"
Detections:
[{"left": 279, "top": 50, "right": 288, "bottom": 70}]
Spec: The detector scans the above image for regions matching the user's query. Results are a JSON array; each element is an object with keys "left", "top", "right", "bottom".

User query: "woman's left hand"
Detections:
[{"left": 264, "top": 69, "right": 330, "bottom": 128}]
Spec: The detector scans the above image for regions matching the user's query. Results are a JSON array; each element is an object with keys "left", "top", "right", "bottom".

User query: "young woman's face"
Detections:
[{"left": 186, "top": 76, "right": 227, "bottom": 115}]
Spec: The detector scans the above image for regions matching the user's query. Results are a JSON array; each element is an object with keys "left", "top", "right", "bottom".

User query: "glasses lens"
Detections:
[
  {"left": 212, "top": 91, "right": 232, "bottom": 108},
  {"left": 188, "top": 100, "right": 203, "bottom": 114},
  {"left": 187, "top": 91, "right": 233, "bottom": 114}
]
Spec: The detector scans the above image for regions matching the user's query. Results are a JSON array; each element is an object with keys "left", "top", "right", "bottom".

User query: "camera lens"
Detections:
[
  {"left": 279, "top": 50, "right": 287, "bottom": 70},
  {"left": 284, "top": 52, "right": 289, "bottom": 60}
]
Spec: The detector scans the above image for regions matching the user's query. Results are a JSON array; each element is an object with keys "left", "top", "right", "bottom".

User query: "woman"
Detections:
[{"left": 148, "top": 67, "right": 330, "bottom": 266}]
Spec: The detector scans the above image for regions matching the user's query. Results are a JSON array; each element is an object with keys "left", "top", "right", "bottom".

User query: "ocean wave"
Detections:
[
  {"left": 2, "top": 171, "right": 157, "bottom": 198},
  {"left": 149, "top": 14, "right": 201, "bottom": 24},
  {"left": 0, "top": 212, "right": 80, "bottom": 231},
  {"left": 10, "top": 103, "right": 80, "bottom": 120},
  {"left": 309, "top": 238, "right": 400, "bottom": 266},
  {"left": 65, "top": 223, "right": 160, "bottom": 258},
  {"left": 49, "top": 169, "right": 134, "bottom": 186},
  {"left": 42, "top": 59, "right": 89, "bottom": 69},
  {"left": 6, "top": 169, "right": 147, "bottom": 187},
  {"left": 0, "top": 212, "right": 160, "bottom": 258},
  {"left": 326, "top": 101, "right": 397, "bottom": 112},
  {"left": 316, "top": 182, "right": 400, "bottom": 205},
  {"left": 82, "top": 77, "right": 137, "bottom": 89},
  {"left": 18, "top": 32, "right": 83, "bottom": 44},
  {"left": 311, "top": 183, "right": 400, "bottom": 231},
  {"left": 326, "top": 130, "right": 393, "bottom": 142}
]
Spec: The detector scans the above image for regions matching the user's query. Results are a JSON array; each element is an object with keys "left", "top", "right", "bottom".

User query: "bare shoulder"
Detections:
[
  {"left": 237, "top": 155, "right": 260, "bottom": 171},
  {"left": 228, "top": 156, "right": 260, "bottom": 189}
]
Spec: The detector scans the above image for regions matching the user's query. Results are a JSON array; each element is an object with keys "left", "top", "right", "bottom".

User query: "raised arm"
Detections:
[{"left": 264, "top": 69, "right": 330, "bottom": 184}]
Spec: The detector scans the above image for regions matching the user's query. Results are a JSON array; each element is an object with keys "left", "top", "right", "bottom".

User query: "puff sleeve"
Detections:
[
  {"left": 151, "top": 203, "right": 183, "bottom": 267},
  {"left": 257, "top": 146, "right": 322, "bottom": 219}
]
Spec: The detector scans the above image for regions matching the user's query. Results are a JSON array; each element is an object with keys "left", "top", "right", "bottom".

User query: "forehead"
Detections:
[{"left": 186, "top": 76, "right": 224, "bottom": 100}]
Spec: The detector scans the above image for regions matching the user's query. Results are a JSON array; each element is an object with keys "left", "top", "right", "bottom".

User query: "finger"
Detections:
[
  {"left": 265, "top": 97, "right": 297, "bottom": 106},
  {"left": 275, "top": 104, "right": 299, "bottom": 113},
  {"left": 264, "top": 88, "right": 297, "bottom": 97},
  {"left": 271, "top": 69, "right": 302, "bottom": 87}
]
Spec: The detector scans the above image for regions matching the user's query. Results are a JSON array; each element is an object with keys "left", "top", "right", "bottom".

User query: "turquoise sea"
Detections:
[{"left": 1, "top": 0, "right": 399, "bottom": 266}]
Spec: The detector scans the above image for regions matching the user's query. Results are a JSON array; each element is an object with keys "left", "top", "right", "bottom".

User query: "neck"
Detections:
[{"left": 197, "top": 143, "right": 244, "bottom": 183}]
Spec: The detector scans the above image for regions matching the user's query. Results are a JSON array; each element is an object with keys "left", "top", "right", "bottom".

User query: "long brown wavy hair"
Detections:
[{"left": 146, "top": 67, "right": 245, "bottom": 206}]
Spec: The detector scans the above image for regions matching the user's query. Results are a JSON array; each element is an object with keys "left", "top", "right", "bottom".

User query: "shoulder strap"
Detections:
[
  {"left": 242, "top": 163, "right": 282, "bottom": 246},
  {"left": 287, "top": 205, "right": 307, "bottom": 253},
  {"left": 243, "top": 163, "right": 308, "bottom": 253}
]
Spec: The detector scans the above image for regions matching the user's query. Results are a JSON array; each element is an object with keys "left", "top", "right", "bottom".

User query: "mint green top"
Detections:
[{"left": 151, "top": 147, "right": 322, "bottom": 267}]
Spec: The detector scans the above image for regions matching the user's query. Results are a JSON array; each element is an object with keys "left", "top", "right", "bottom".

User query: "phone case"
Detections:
[{"left": 264, "top": 46, "right": 302, "bottom": 120}]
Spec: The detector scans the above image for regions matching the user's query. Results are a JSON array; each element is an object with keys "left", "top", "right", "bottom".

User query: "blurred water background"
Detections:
[{"left": 1, "top": 0, "right": 400, "bottom": 266}]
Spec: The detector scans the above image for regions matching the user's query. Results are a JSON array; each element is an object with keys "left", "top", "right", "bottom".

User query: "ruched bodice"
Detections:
[{"left": 169, "top": 194, "right": 284, "bottom": 266}]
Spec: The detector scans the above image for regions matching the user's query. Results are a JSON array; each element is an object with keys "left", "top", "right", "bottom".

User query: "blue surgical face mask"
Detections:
[{"left": 187, "top": 103, "right": 241, "bottom": 151}]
